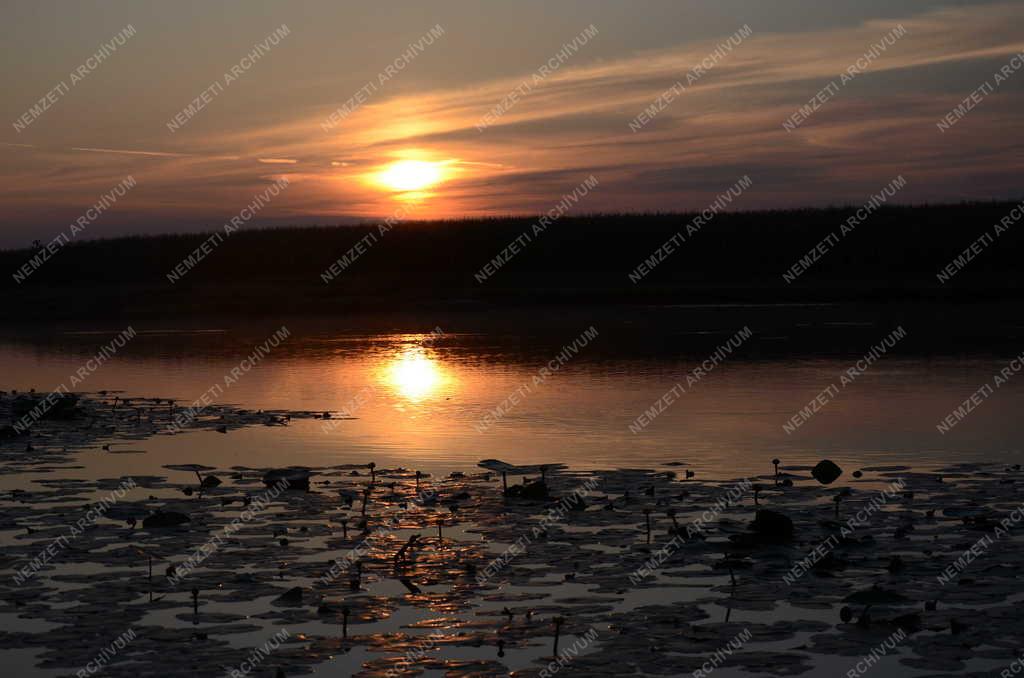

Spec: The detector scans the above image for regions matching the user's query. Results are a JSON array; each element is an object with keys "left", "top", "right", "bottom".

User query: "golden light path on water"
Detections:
[
  {"left": 382, "top": 347, "right": 450, "bottom": 401},
  {"left": 4, "top": 326, "right": 1024, "bottom": 480}
]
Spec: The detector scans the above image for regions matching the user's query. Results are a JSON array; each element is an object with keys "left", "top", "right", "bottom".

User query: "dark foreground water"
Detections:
[{"left": 1, "top": 304, "right": 1022, "bottom": 677}]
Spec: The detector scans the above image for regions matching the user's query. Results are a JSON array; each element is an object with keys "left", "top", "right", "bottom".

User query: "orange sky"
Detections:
[{"left": 1, "top": 1, "right": 1023, "bottom": 246}]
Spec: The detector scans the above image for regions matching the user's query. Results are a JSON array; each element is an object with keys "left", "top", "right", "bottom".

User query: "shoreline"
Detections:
[{"left": 2, "top": 391, "right": 1023, "bottom": 675}]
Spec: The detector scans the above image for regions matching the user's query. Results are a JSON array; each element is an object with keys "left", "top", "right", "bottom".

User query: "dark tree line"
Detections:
[{"left": 2, "top": 202, "right": 1022, "bottom": 318}]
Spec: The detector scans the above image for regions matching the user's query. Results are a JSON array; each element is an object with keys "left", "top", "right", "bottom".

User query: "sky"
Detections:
[{"left": 1, "top": 0, "right": 1022, "bottom": 247}]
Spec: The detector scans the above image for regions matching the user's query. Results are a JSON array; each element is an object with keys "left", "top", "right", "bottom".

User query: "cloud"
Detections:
[
  {"left": 70, "top": 147, "right": 190, "bottom": 158},
  {"left": 2, "top": 2, "right": 1022, "bottom": 243}
]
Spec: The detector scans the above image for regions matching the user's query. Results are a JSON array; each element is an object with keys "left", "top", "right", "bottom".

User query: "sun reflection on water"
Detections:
[{"left": 383, "top": 346, "right": 450, "bottom": 401}]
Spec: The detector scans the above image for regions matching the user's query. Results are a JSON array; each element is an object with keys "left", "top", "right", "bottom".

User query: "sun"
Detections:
[{"left": 375, "top": 160, "right": 445, "bottom": 192}]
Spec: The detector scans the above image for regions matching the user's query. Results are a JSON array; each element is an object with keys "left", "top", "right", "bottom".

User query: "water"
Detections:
[
  {"left": 2, "top": 306, "right": 1020, "bottom": 479},
  {"left": 2, "top": 305, "right": 1022, "bottom": 676}
]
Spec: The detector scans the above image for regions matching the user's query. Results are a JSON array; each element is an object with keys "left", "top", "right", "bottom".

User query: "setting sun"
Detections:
[{"left": 375, "top": 159, "right": 445, "bottom": 193}]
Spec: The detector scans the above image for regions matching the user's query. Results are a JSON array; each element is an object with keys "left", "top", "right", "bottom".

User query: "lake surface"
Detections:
[
  {"left": 3, "top": 304, "right": 1023, "bottom": 677},
  {"left": 2, "top": 305, "right": 1021, "bottom": 481}
]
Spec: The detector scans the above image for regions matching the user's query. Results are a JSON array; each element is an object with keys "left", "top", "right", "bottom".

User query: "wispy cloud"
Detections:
[
  {"left": 70, "top": 146, "right": 189, "bottom": 158},
  {"left": 2, "top": 2, "right": 1022, "bottom": 242}
]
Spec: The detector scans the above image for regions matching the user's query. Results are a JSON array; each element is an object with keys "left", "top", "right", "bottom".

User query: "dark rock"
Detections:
[
  {"left": 889, "top": 612, "right": 922, "bottom": 633},
  {"left": 263, "top": 468, "right": 312, "bottom": 491},
  {"left": 843, "top": 585, "right": 909, "bottom": 605},
  {"left": 200, "top": 475, "right": 221, "bottom": 488},
  {"left": 273, "top": 586, "right": 304, "bottom": 605},
  {"left": 504, "top": 480, "right": 549, "bottom": 500},
  {"left": 812, "top": 552, "right": 848, "bottom": 573},
  {"left": 142, "top": 510, "right": 190, "bottom": 529},
  {"left": 750, "top": 509, "right": 794, "bottom": 542},
  {"left": 12, "top": 393, "right": 79, "bottom": 421},
  {"left": 811, "top": 459, "right": 843, "bottom": 484},
  {"left": 565, "top": 493, "right": 587, "bottom": 511}
]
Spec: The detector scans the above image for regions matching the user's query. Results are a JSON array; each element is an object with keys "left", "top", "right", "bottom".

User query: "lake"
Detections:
[
  {"left": 2, "top": 304, "right": 1020, "bottom": 481},
  {"left": 2, "top": 304, "right": 1023, "bottom": 677}
]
